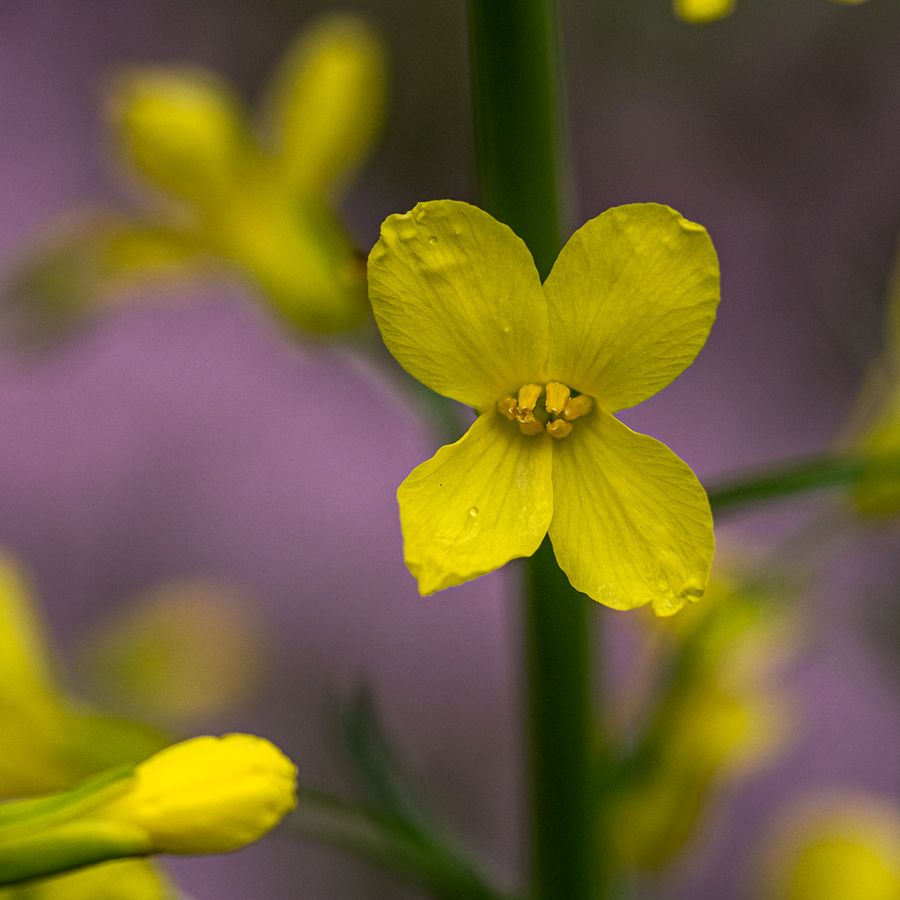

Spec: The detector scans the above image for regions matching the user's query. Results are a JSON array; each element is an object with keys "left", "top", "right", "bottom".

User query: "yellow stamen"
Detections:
[
  {"left": 546, "top": 419, "right": 573, "bottom": 440},
  {"left": 517, "top": 383, "right": 543, "bottom": 413},
  {"left": 545, "top": 382, "right": 571, "bottom": 415},
  {"left": 563, "top": 395, "right": 593, "bottom": 421},
  {"left": 497, "top": 395, "right": 517, "bottom": 420},
  {"left": 518, "top": 414, "right": 545, "bottom": 436}
]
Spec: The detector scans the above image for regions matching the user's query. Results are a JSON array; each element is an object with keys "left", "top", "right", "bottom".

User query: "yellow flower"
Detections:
[
  {"left": 0, "top": 555, "right": 165, "bottom": 798},
  {"left": 758, "top": 791, "right": 900, "bottom": 900},
  {"left": 0, "top": 735, "right": 297, "bottom": 886},
  {"left": 0, "top": 860, "right": 175, "bottom": 900},
  {"left": 611, "top": 576, "right": 791, "bottom": 870},
  {"left": 368, "top": 200, "right": 719, "bottom": 611},
  {"left": 675, "top": 0, "right": 866, "bottom": 23},
  {"left": 12, "top": 14, "right": 386, "bottom": 337}
]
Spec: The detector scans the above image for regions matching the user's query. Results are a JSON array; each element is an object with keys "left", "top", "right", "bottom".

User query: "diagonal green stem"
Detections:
[
  {"left": 707, "top": 452, "right": 900, "bottom": 516},
  {"left": 467, "top": 2, "right": 603, "bottom": 898}
]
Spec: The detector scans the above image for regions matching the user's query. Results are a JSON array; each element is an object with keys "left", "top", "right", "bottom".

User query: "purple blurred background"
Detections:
[{"left": 0, "top": 1, "right": 899, "bottom": 897}]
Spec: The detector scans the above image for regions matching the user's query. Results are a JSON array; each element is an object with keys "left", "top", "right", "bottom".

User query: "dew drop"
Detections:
[
  {"left": 428, "top": 236, "right": 438, "bottom": 245},
  {"left": 468, "top": 506, "right": 480, "bottom": 518}
]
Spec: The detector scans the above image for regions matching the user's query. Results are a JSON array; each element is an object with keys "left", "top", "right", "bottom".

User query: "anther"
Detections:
[
  {"left": 517, "top": 383, "right": 543, "bottom": 413},
  {"left": 546, "top": 419, "right": 573, "bottom": 440},
  {"left": 563, "top": 395, "right": 593, "bottom": 421},
  {"left": 497, "top": 396, "right": 517, "bottom": 420},
  {"left": 518, "top": 416, "right": 546, "bottom": 436},
  {"left": 544, "top": 382, "right": 571, "bottom": 415}
]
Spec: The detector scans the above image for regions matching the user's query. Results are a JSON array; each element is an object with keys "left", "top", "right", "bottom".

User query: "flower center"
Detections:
[{"left": 497, "top": 382, "right": 593, "bottom": 439}]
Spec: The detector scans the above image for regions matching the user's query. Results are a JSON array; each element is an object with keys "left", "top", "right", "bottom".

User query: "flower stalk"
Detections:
[{"left": 467, "top": 2, "right": 602, "bottom": 897}]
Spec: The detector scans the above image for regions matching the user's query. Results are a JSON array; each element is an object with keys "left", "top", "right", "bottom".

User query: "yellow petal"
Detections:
[
  {"left": 369, "top": 200, "right": 548, "bottom": 410},
  {"left": 10, "top": 217, "right": 205, "bottom": 338},
  {"left": 398, "top": 412, "right": 553, "bottom": 594},
  {"left": 548, "top": 408, "right": 714, "bottom": 613},
  {"left": 0, "top": 556, "right": 58, "bottom": 702},
  {"left": 543, "top": 204, "right": 719, "bottom": 411},
  {"left": 262, "top": 14, "right": 386, "bottom": 199},
  {"left": 106, "top": 69, "right": 247, "bottom": 207},
  {"left": 674, "top": 0, "right": 735, "bottom": 23}
]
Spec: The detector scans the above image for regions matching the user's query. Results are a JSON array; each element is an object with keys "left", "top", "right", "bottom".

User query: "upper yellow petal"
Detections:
[
  {"left": 543, "top": 203, "right": 719, "bottom": 411},
  {"left": 398, "top": 412, "right": 553, "bottom": 594},
  {"left": 262, "top": 14, "right": 386, "bottom": 199},
  {"left": 368, "top": 200, "right": 549, "bottom": 411},
  {"left": 106, "top": 69, "right": 247, "bottom": 208},
  {"left": 548, "top": 408, "right": 714, "bottom": 613}
]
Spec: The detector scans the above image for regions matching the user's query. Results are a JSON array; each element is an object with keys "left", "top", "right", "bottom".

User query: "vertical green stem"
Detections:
[{"left": 467, "top": 3, "right": 600, "bottom": 898}]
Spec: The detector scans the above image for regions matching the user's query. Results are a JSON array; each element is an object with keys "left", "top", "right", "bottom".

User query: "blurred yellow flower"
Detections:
[
  {"left": 0, "top": 555, "right": 165, "bottom": 799},
  {"left": 758, "top": 791, "right": 900, "bottom": 900},
  {"left": 0, "top": 860, "right": 176, "bottom": 900},
  {"left": 78, "top": 580, "right": 267, "bottom": 729},
  {"left": 675, "top": 0, "right": 866, "bottom": 23},
  {"left": 0, "top": 735, "right": 297, "bottom": 886},
  {"left": 611, "top": 576, "right": 792, "bottom": 871},
  {"left": 368, "top": 200, "right": 719, "bottom": 611},
  {"left": 11, "top": 14, "right": 386, "bottom": 337}
]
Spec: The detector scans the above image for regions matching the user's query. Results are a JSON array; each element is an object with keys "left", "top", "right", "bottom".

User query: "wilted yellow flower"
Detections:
[
  {"left": 0, "top": 735, "right": 297, "bottom": 886},
  {"left": 12, "top": 14, "right": 386, "bottom": 337},
  {"left": 758, "top": 791, "right": 900, "bottom": 900},
  {"left": 368, "top": 200, "right": 718, "bottom": 611}
]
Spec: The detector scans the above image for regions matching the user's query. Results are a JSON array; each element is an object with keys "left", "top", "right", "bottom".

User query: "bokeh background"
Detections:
[{"left": 0, "top": 1, "right": 899, "bottom": 897}]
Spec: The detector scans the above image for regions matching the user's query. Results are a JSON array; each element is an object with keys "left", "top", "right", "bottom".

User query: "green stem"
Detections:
[
  {"left": 707, "top": 452, "right": 900, "bottom": 516},
  {"left": 467, "top": 3, "right": 602, "bottom": 898},
  {"left": 525, "top": 541, "right": 599, "bottom": 899}
]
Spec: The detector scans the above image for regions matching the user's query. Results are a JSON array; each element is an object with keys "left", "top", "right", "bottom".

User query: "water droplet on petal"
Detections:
[
  {"left": 468, "top": 506, "right": 479, "bottom": 518},
  {"left": 428, "top": 236, "right": 438, "bottom": 245}
]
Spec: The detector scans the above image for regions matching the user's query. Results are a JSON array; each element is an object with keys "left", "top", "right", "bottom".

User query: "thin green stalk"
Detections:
[
  {"left": 707, "top": 452, "right": 900, "bottom": 516},
  {"left": 467, "top": 3, "right": 602, "bottom": 898}
]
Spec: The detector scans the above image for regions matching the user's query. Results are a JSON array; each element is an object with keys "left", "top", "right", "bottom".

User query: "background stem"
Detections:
[{"left": 467, "top": 3, "right": 602, "bottom": 897}]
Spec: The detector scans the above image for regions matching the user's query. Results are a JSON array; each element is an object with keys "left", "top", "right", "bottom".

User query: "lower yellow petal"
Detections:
[
  {"left": 398, "top": 413, "right": 553, "bottom": 594},
  {"left": 548, "top": 409, "right": 713, "bottom": 614}
]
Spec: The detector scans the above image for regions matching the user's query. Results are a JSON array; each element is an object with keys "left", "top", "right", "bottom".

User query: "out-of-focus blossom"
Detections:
[
  {"left": 0, "top": 860, "right": 176, "bottom": 900},
  {"left": 368, "top": 200, "right": 718, "bottom": 611},
  {"left": 0, "top": 554, "right": 166, "bottom": 799},
  {"left": 9, "top": 14, "right": 386, "bottom": 337},
  {"left": 675, "top": 0, "right": 867, "bottom": 24},
  {"left": 757, "top": 791, "right": 900, "bottom": 900},
  {"left": 0, "top": 735, "right": 297, "bottom": 886},
  {"left": 610, "top": 575, "right": 793, "bottom": 871},
  {"left": 77, "top": 580, "right": 268, "bottom": 729}
]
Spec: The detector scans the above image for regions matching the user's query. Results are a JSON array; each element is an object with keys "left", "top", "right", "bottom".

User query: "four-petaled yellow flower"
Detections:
[{"left": 368, "top": 200, "right": 719, "bottom": 613}]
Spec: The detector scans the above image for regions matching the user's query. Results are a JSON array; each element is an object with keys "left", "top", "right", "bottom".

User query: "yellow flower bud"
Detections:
[
  {"left": 0, "top": 735, "right": 296, "bottom": 887},
  {"left": 98, "top": 734, "right": 297, "bottom": 854}
]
